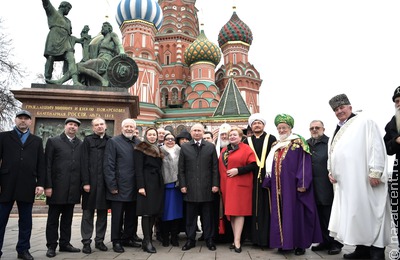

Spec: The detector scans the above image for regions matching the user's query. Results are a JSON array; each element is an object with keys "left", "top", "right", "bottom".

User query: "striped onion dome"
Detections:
[
  {"left": 218, "top": 11, "right": 253, "bottom": 47},
  {"left": 116, "top": 0, "right": 163, "bottom": 30},
  {"left": 184, "top": 30, "right": 221, "bottom": 66}
]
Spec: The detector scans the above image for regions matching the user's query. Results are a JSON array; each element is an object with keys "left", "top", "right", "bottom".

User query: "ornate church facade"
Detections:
[{"left": 115, "top": 0, "right": 262, "bottom": 136}]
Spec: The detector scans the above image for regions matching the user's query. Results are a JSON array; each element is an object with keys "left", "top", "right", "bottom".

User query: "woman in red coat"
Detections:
[{"left": 219, "top": 127, "right": 256, "bottom": 253}]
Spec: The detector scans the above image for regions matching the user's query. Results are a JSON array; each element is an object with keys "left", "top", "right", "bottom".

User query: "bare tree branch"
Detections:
[{"left": 0, "top": 17, "right": 24, "bottom": 131}]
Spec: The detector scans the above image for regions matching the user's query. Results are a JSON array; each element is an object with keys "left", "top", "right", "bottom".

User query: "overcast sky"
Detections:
[{"left": 2, "top": 0, "right": 400, "bottom": 143}]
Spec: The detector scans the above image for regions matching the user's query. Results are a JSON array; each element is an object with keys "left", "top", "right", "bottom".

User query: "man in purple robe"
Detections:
[{"left": 263, "top": 114, "right": 322, "bottom": 255}]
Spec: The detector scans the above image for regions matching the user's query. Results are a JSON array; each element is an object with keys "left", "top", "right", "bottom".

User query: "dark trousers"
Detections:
[
  {"left": 316, "top": 205, "right": 343, "bottom": 248},
  {"left": 0, "top": 201, "right": 33, "bottom": 255},
  {"left": 81, "top": 209, "right": 108, "bottom": 245},
  {"left": 185, "top": 201, "right": 214, "bottom": 242},
  {"left": 110, "top": 201, "right": 137, "bottom": 243},
  {"left": 45, "top": 204, "right": 75, "bottom": 249}
]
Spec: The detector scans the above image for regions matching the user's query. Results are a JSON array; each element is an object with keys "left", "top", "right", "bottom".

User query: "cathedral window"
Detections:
[
  {"left": 142, "top": 34, "right": 146, "bottom": 48},
  {"left": 141, "top": 84, "right": 148, "bottom": 102},
  {"left": 130, "top": 34, "right": 134, "bottom": 47},
  {"left": 161, "top": 88, "right": 168, "bottom": 107},
  {"left": 181, "top": 88, "right": 186, "bottom": 101}
]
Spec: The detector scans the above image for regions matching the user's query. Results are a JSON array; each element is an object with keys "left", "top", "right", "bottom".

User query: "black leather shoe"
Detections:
[
  {"left": 46, "top": 248, "right": 56, "bottom": 258},
  {"left": 142, "top": 240, "right": 157, "bottom": 253},
  {"left": 95, "top": 242, "right": 108, "bottom": 251},
  {"left": 133, "top": 234, "right": 143, "bottom": 242},
  {"left": 229, "top": 243, "right": 235, "bottom": 249},
  {"left": 182, "top": 240, "right": 196, "bottom": 251},
  {"left": 59, "top": 244, "right": 81, "bottom": 253},
  {"left": 82, "top": 244, "right": 91, "bottom": 254},
  {"left": 17, "top": 251, "right": 34, "bottom": 260},
  {"left": 311, "top": 243, "right": 327, "bottom": 251},
  {"left": 343, "top": 250, "right": 370, "bottom": 259},
  {"left": 206, "top": 240, "right": 216, "bottom": 251},
  {"left": 122, "top": 240, "right": 141, "bottom": 248},
  {"left": 328, "top": 246, "right": 342, "bottom": 255},
  {"left": 294, "top": 248, "right": 305, "bottom": 255},
  {"left": 112, "top": 243, "right": 124, "bottom": 253}
]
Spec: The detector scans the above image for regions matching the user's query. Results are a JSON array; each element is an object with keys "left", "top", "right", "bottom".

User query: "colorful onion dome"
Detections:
[
  {"left": 184, "top": 30, "right": 221, "bottom": 66},
  {"left": 218, "top": 11, "right": 253, "bottom": 47},
  {"left": 116, "top": 0, "right": 163, "bottom": 30}
]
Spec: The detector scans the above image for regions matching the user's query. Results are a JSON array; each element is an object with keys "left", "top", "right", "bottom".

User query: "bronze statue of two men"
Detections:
[{"left": 41, "top": 0, "right": 138, "bottom": 88}]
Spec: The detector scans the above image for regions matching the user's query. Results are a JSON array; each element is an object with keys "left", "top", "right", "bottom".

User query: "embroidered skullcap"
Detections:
[
  {"left": 274, "top": 114, "right": 294, "bottom": 128},
  {"left": 392, "top": 86, "right": 400, "bottom": 102},
  {"left": 329, "top": 94, "right": 351, "bottom": 110},
  {"left": 248, "top": 113, "right": 266, "bottom": 126},
  {"left": 219, "top": 123, "right": 231, "bottom": 134}
]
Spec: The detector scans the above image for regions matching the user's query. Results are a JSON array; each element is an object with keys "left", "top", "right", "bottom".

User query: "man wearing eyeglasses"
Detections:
[{"left": 307, "top": 120, "right": 342, "bottom": 255}]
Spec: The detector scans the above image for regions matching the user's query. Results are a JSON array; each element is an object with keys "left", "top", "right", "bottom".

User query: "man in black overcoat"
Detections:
[
  {"left": 0, "top": 110, "right": 45, "bottom": 260},
  {"left": 80, "top": 118, "right": 110, "bottom": 254},
  {"left": 44, "top": 117, "right": 82, "bottom": 257},
  {"left": 178, "top": 123, "right": 219, "bottom": 251}
]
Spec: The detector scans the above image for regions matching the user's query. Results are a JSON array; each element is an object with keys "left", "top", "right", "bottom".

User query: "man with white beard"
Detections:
[
  {"left": 243, "top": 113, "right": 277, "bottom": 247},
  {"left": 215, "top": 123, "right": 231, "bottom": 158},
  {"left": 384, "top": 86, "right": 400, "bottom": 250}
]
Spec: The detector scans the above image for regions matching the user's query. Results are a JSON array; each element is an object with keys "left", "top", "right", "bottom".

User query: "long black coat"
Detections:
[
  {"left": 243, "top": 132, "right": 276, "bottom": 247},
  {"left": 45, "top": 133, "right": 82, "bottom": 205},
  {"left": 103, "top": 134, "right": 140, "bottom": 202},
  {"left": 134, "top": 142, "right": 164, "bottom": 216},
  {"left": 178, "top": 140, "right": 219, "bottom": 202},
  {"left": 307, "top": 134, "right": 333, "bottom": 205},
  {"left": 81, "top": 133, "right": 111, "bottom": 210},
  {"left": 0, "top": 129, "right": 45, "bottom": 203}
]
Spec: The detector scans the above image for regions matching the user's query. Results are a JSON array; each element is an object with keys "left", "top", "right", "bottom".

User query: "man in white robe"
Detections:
[{"left": 327, "top": 94, "right": 391, "bottom": 260}]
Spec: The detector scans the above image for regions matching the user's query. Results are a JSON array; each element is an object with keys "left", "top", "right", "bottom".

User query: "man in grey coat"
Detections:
[
  {"left": 178, "top": 123, "right": 219, "bottom": 251},
  {"left": 44, "top": 117, "right": 82, "bottom": 258},
  {"left": 103, "top": 118, "right": 141, "bottom": 253}
]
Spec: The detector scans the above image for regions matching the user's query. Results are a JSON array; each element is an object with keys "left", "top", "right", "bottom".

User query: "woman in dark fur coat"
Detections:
[{"left": 134, "top": 128, "right": 164, "bottom": 253}]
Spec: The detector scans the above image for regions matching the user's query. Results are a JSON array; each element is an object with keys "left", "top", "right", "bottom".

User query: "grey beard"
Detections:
[
  {"left": 220, "top": 140, "right": 229, "bottom": 148},
  {"left": 396, "top": 109, "right": 400, "bottom": 133},
  {"left": 279, "top": 134, "right": 289, "bottom": 141}
]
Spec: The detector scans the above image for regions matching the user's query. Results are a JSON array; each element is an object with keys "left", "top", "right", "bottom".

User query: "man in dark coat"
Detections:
[
  {"left": 178, "top": 123, "right": 219, "bottom": 251},
  {"left": 44, "top": 117, "right": 82, "bottom": 258},
  {"left": 307, "top": 120, "right": 342, "bottom": 255},
  {"left": 243, "top": 113, "right": 276, "bottom": 247},
  {"left": 103, "top": 118, "right": 141, "bottom": 253},
  {"left": 80, "top": 118, "right": 110, "bottom": 254},
  {"left": 384, "top": 86, "right": 400, "bottom": 248},
  {"left": 0, "top": 110, "right": 45, "bottom": 260}
]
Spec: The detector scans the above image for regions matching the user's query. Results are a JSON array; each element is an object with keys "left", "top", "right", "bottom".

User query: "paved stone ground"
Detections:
[{"left": 1, "top": 213, "right": 398, "bottom": 260}]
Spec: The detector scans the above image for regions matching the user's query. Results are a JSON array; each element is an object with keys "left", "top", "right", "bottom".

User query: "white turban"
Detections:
[{"left": 248, "top": 113, "right": 266, "bottom": 126}]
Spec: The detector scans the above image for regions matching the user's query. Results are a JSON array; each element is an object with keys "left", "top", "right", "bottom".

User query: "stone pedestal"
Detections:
[{"left": 12, "top": 84, "right": 140, "bottom": 139}]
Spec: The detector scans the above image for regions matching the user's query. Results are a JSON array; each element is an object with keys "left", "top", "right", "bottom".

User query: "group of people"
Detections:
[{"left": 0, "top": 91, "right": 397, "bottom": 260}]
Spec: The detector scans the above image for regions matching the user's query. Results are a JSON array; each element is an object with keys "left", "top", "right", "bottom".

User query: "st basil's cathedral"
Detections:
[{"left": 115, "top": 0, "right": 262, "bottom": 136}]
